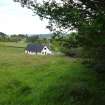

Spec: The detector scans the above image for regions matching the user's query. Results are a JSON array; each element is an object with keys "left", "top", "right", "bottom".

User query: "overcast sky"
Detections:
[{"left": 0, "top": 0, "right": 50, "bottom": 35}]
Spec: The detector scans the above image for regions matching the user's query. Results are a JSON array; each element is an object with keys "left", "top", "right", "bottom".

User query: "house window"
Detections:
[{"left": 44, "top": 48, "right": 46, "bottom": 50}]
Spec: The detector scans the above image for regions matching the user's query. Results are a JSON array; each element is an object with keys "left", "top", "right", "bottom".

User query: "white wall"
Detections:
[{"left": 41, "top": 46, "right": 52, "bottom": 55}]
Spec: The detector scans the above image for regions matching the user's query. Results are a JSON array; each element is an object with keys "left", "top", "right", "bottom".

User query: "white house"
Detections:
[{"left": 25, "top": 44, "right": 52, "bottom": 55}]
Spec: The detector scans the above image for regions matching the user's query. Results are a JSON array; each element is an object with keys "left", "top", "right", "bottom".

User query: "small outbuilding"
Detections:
[{"left": 25, "top": 44, "right": 52, "bottom": 55}]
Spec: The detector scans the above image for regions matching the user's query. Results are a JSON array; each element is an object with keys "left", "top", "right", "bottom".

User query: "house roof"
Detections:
[{"left": 26, "top": 44, "right": 44, "bottom": 52}]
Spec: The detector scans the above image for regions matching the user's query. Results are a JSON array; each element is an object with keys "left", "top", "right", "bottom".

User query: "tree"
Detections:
[
  {"left": 14, "top": 0, "right": 105, "bottom": 72},
  {"left": 26, "top": 35, "right": 39, "bottom": 43},
  {"left": 14, "top": 0, "right": 105, "bottom": 28},
  {"left": 61, "top": 32, "right": 79, "bottom": 57},
  {"left": 50, "top": 32, "right": 63, "bottom": 51},
  {"left": 0, "top": 32, "right": 8, "bottom": 42}
]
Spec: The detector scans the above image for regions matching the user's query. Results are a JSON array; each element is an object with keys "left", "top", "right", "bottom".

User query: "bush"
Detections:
[{"left": 62, "top": 47, "right": 81, "bottom": 58}]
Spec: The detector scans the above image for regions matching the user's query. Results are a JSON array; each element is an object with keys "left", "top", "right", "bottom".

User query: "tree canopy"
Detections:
[{"left": 13, "top": 0, "right": 105, "bottom": 29}]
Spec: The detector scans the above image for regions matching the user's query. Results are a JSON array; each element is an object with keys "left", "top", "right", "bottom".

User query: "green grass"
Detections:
[
  {"left": 0, "top": 41, "right": 27, "bottom": 48},
  {"left": 0, "top": 44, "right": 105, "bottom": 105}
]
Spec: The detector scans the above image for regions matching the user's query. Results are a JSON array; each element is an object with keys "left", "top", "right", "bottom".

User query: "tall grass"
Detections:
[{"left": 0, "top": 45, "right": 104, "bottom": 105}]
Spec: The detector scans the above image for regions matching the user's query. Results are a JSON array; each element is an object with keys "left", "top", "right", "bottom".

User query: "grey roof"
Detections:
[{"left": 26, "top": 44, "right": 44, "bottom": 52}]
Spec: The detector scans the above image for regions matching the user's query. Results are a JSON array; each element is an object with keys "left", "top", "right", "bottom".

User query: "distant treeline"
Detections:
[
  {"left": 0, "top": 32, "right": 27, "bottom": 42},
  {"left": 0, "top": 32, "right": 52, "bottom": 42},
  {"left": 0, "top": 32, "right": 80, "bottom": 57}
]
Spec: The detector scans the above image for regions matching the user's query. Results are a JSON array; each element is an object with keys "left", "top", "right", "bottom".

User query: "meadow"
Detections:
[{"left": 0, "top": 43, "right": 105, "bottom": 105}]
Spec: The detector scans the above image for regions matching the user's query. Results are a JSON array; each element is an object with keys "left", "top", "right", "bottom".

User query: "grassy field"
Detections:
[
  {"left": 0, "top": 40, "right": 27, "bottom": 48},
  {"left": 0, "top": 43, "right": 105, "bottom": 105}
]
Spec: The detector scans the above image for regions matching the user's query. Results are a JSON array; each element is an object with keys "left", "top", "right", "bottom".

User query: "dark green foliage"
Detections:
[
  {"left": 10, "top": 35, "right": 23, "bottom": 42},
  {"left": 39, "top": 82, "right": 92, "bottom": 105},
  {"left": 26, "top": 35, "right": 50, "bottom": 46},
  {"left": 0, "top": 33, "right": 27, "bottom": 42},
  {"left": 50, "top": 32, "right": 64, "bottom": 51},
  {"left": 61, "top": 32, "right": 80, "bottom": 57},
  {"left": 0, "top": 32, "right": 7, "bottom": 36},
  {"left": 0, "top": 32, "right": 8, "bottom": 42},
  {"left": 26, "top": 35, "right": 39, "bottom": 43},
  {"left": 50, "top": 32, "right": 80, "bottom": 57}
]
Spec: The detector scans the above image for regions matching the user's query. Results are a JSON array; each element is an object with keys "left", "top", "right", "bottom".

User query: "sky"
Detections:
[{"left": 0, "top": 0, "right": 50, "bottom": 35}]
